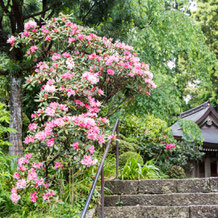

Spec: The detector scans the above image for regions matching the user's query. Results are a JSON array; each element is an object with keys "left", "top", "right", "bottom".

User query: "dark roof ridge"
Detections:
[{"left": 180, "top": 100, "right": 211, "bottom": 118}]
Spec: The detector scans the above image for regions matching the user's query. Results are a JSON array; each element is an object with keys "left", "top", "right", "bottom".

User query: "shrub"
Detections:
[
  {"left": 119, "top": 152, "right": 143, "bottom": 169},
  {"left": 8, "top": 13, "right": 156, "bottom": 207},
  {"left": 168, "top": 166, "right": 186, "bottom": 179}
]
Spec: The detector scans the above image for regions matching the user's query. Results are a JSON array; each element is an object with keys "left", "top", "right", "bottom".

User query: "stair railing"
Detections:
[{"left": 80, "top": 119, "right": 120, "bottom": 218}]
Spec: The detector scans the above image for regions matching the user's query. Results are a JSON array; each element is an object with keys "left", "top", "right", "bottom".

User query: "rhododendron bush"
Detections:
[{"left": 8, "top": 13, "right": 155, "bottom": 205}]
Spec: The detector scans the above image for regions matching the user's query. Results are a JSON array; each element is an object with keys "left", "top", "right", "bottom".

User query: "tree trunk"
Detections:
[{"left": 9, "top": 75, "right": 23, "bottom": 157}]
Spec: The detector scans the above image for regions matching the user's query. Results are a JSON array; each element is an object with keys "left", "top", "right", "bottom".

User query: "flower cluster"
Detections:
[
  {"left": 166, "top": 143, "right": 175, "bottom": 152},
  {"left": 10, "top": 154, "right": 55, "bottom": 204}
]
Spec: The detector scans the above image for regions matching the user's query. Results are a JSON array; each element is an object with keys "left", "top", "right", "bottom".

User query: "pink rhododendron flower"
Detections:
[
  {"left": 17, "top": 165, "right": 27, "bottom": 171},
  {"left": 54, "top": 162, "right": 64, "bottom": 169},
  {"left": 13, "top": 172, "right": 20, "bottom": 180},
  {"left": 24, "top": 20, "right": 37, "bottom": 30},
  {"left": 88, "top": 145, "right": 95, "bottom": 154},
  {"left": 35, "top": 131, "right": 47, "bottom": 141},
  {"left": 82, "top": 72, "right": 99, "bottom": 84},
  {"left": 30, "top": 191, "right": 38, "bottom": 203},
  {"left": 32, "top": 162, "right": 43, "bottom": 169},
  {"left": 28, "top": 168, "right": 38, "bottom": 181},
  {"left": 18, "top": 157, "right": 29, "bottom": 165},
  {"left": 7, "top": 36, "right": 16, "bottom": 46},
  {"left": 45, "top": 107, "right": 55, "bottom": 117},
  {"left": 98, "top": 135, "right": 105, "bottom": 144},
  {"left": 11, "top": 188, "right": 17, "bottom": 194},
  {"left": 46, "top": 138, "right": 55, "bottom": 147},
  {"left": 24, "top": 137, "right": 35, "bottom": 144},
  {"left": 107, "top": 68, "right": 114, "bottom": 75},
  {"left": 44, "top": 85, "right": 56, "bottom": 93},
  {"left": 28, "top": 123, "right": 38, "bottom": 130},
  {"left": 81, "top": 155, "right": 94, "bottom": 167},
  {"left": 72, "top": 141, "right": 79, "bottom": 150},
  {"left": 16, "top": 179, "right": 27, "bottom": 189},
  {"left": 68, "top": 37, "right": 75, "bottom": 43},
  {"left": 11, "top": 193, "right": 21, "bottom": 204},
  {"left": 43, "top": 191, "right": 55, "bottom": 200},
  {"left": 25, "top": 153, "right": 33, "bottom": 159}
]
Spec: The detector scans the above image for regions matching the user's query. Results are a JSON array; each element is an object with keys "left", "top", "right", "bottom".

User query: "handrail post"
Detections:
[
  {"left": 101, "top": 167, "right": 104, "bottom": 218},
  {"left": 115, "top": 121, "right": 119, "bottom": 180}
]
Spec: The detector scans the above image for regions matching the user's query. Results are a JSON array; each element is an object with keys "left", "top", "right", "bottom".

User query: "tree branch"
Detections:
[{"left": 23, "top": 7, "right": 52, "bottom": 20}]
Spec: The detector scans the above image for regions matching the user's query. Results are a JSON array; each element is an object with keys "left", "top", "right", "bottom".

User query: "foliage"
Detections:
[
  {"left": 192, "top": 0, "right": 218, "bottom": 57},
  {"left": 0, "top": 103, "right": 15, "bottom": 149},
  {"left": 168, "top": 165, "right": 186, "bottom": 179},
  {"left": 119, "top": 152, "right": 143, "bottom": 169},
  {"left": 120, "top": 114, "right": 204, "bottom": 174},
  {"left": 121, "top": 154, "right": 162, "bottom": 180}
]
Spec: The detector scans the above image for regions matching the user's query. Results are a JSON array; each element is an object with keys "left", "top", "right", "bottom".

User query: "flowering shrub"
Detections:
[{"left": 8, "top": 13, "right": 156, "bottom": 205}]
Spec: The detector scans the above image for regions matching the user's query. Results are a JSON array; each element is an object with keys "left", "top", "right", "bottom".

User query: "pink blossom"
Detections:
[
  {"left": 52, "top": 53, "right": 61, "bottom": 61},
  {"left": 107, "top": 68, "right": 114, "bottom": 75},
  {"left": 97, "top": 89, "right": 104, "bottom": 95},
  {"left": 30, "top": 45, "right": 38, "bottom": 53},
  {"left": 44, "top": 85, "right": 56, "bottom": 93},
  {"left": 7, "top": 36, "right": 15, "bottom": 46},
  {"left": 11, "top": 188, "right": 17, "bottom": 194},
  {"left": 28, "top": 168, "right": 38, "bottom": 181},
  {"left": 13, "top": 172, "right": 20, "bottom": 180},
  {"left": 35, "top": 131, "right": 47, "bottom": 141},
  {"left": 32, "top": 162, "right": 43, "bottom": 169},
  {"left": 54, "top": 118, "right": 65, "bottom": 127},
  {"left": 43, "top": 191, "right": 55, "bottom": 200},
  {"left": 45, "top": 35, "right": 51, "bottom": 41},
  {"left": 17, "top": 165, "right": 27, "bottom": 171},
  {"left": 18, "top": 157, "right": 29, "bottom": 165},
  {"left": 88, "top": 145, "right": 95, "bottom": 154},
  {"left": 24, "top": 137, "right": 35, "bottom": 144},
  {"left": 50, "top": 102, "right": 59, "bottom": 108},
  {"left": 24, "top": 20, "right": 37, "bottom": 30},
  {"left": 30, "top": 191, "right": 38, "bottom": 203},
  {"left": 59, "top": 104, "right": 68, "bottom": 111},
  {"left": 46, "top": 138, "right": 55, "bottom": 147},
  {"left": 145, "top": 91, "right": 150, "bottom": 95},
  {"left": 66, "top": 58, "right": 75, "bottom": 69},
  {"left": 81, "top": 155, "right": 94, "bottom": 167},
  {"left": 109, "top": 134, "right": 117, "bottom": 140},
  {"left": 25, "top": 153, "right": 33, "bottom": 159},
  {"left": 28, "top": 123, "right": 38, "bottom": 130},
  {"left": 54, "top": 162, "right": 64, "bottom": 169},
  {"left": 98, "top": 135, "right": 105, "bottom": 144},
  {"left": 61, "top": 72, "right": 73, "bottom": 79},
  {"left": 11, "top": 193, "right": 21, "bottom": 204},
  {"left": 82, "top": 72, "right": 99, "bottom": 84},
  {"left": 45, "top": 107, "right": 55, "bottom": 117},
  {"left": 68, "top": 37, "right": 75, "bottom": 43},
  {"left": 77, "top": 34, "right": 84, "bottom": 40},
  {"left": 67, "top": 89, "right": 75, "bottom": 97},
  {"left": 72, "top": 141, "right": 79, "bottom": 150},
  {"left": 16, "top": 179, "right": 27, "bottom": 189}
]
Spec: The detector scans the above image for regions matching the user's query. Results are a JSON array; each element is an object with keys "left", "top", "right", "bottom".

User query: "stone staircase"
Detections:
[{"left": 100, "top": 178, "right": 218, "bottom": 218}]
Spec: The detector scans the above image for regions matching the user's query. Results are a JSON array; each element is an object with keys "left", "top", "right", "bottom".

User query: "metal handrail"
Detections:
[{"left": 80, "top": 119, "right": 119, "bottom": 218}]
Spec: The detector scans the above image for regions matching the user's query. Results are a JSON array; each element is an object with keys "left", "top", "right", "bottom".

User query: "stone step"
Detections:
[
  {"left": 105, "top": 177, "right": 218, "bottom": 195},
  {"left": 104, "top": 193, "right": 218, "bottom": 207},
  {"left": 100, "top": 205, "right": 218, "bottom": 218}
]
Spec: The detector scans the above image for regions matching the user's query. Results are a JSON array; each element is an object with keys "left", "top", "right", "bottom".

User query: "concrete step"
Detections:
[
  {"left": 100, "top": 205, "right": 218, "bottom": 218},
  {"left": 104, "top": 193, "right": 218, "bottom": 207},
  {"left": 105, "top": 177, "right": 218, "bottom": 195}
]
